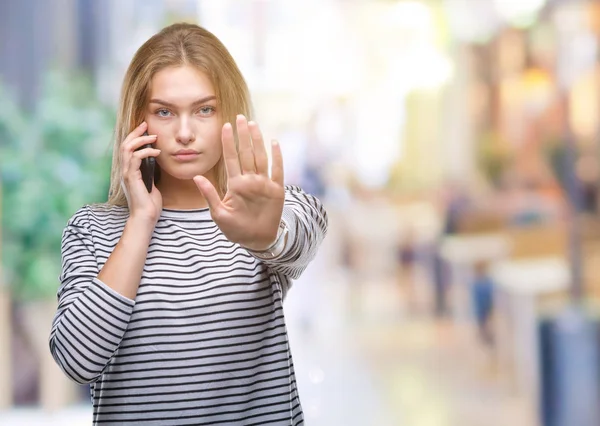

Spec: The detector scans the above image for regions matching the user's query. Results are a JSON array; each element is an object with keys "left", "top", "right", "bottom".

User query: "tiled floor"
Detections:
[{"left": 287, "top": 267, "right": 534, "bottom": 426}]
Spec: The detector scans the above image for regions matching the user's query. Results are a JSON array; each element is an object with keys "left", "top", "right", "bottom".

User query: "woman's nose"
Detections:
[{"left": 176, "top": 118, "right": 196, "bottom": 144}]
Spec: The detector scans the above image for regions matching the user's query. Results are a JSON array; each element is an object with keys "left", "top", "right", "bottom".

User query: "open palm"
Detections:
[{"left": 193, "top": 115, "right": 285, "bottom": 251}]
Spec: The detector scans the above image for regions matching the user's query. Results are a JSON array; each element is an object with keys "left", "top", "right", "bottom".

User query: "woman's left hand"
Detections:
[{"left": 193, "top": 114, "right": 285, "bottom": 251}]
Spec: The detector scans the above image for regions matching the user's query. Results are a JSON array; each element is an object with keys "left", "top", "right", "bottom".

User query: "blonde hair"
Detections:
[{"left": 107, "top": 23, "right": 253, "bottom": 206}]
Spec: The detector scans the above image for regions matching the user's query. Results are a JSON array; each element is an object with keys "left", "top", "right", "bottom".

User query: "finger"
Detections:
[
  {"left": 124, "top": 148, "right": 161, "bottom": 179},
  {"left": 222, "top": 122, "right": 241, "bottom": 178},
  {"left": 132, "top": 147, "right": 161, "bottom": 161},
  {"left": 121, "top": 135, "right": 157, "bottom": 174},
  {"left": 236, "top": 115, "right": 255, "bottom": 174},
  {"left": 270, "top": 140, "right": 284, "bottom": 186},
  {"left": 124, "top": 134, "right": 158, "bottom": 152},
  {"left": 249, "top": 121, "right": 268, "bottom": 176},
  {"left": 193, "top": 175, "right": 222, "bottom": 214},
  {"left": 123, "top": 121, "right": 148, "bottom": 145}
]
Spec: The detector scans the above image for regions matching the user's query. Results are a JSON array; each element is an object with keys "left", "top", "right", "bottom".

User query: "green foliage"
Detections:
[{"left": 0, "top": 71, "right": 115, "bottom": 300}]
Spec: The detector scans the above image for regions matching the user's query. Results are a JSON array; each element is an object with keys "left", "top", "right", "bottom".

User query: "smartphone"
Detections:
[{"left": 137, "top": 131, "right": 156, "bottom": 192}]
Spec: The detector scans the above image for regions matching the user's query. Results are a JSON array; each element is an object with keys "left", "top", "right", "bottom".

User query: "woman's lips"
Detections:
[{"left": 173, "top": 151, "right": 200, "bottom": 161}]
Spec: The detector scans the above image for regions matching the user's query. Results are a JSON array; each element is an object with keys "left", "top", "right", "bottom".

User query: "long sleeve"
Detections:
[
  {"left": 48, "top": 207, "right": 135, "bottom": 384},
  {"left": 249, "top": 185, "right": 328, "bottom": 280}
]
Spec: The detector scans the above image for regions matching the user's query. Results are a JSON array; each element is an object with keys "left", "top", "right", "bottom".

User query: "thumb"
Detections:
[{"left": 193, "top": 175, "right": 221, "bottom": 212}]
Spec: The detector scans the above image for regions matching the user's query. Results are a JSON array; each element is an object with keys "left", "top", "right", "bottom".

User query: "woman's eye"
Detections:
[
  {"left": 198, "top": 106, "right": 215, "bottom": 115},
  {"left": 157, "top": 109, "right": 172, "bottom": 117}
]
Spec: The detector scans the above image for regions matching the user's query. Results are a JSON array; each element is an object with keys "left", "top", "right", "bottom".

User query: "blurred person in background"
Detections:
[
  {"left": 396, "top": 227, "right": 419, "bottom": 315},
  {"left": 48, "top": 23, "right": 327, "bottom": 425},
  {"left": 430, "top": 182, "right": 471, "bottom": 318},
  {"left": 470, "top": 261, "right": 495, "bottom": 347}
]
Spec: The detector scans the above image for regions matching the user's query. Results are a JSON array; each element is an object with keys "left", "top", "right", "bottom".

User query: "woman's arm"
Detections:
[
  {"left": 247, "top": 185, "right": 328, "bottom": 280},
  {"left": 48, "top": 207, "right": 153, "bottom": 384}
]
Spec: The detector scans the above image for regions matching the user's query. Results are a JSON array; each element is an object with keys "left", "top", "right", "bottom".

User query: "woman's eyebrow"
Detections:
[{"left": 149, "top": 96, "right": 217, "bottom": 108}]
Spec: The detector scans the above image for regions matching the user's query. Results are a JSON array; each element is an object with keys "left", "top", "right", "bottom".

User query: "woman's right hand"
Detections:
[{"left": 120, "top": 122, "right": 162, "bottom": 225}]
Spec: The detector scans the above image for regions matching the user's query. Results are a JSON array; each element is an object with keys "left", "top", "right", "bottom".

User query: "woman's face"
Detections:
[{"left": 145, "top": 65, "right": 222, "bottom": 183}]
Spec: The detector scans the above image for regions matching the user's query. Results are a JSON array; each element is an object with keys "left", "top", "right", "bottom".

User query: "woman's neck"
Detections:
[{"left": 158, "top": 174, "right": 218, "bottom": 210}]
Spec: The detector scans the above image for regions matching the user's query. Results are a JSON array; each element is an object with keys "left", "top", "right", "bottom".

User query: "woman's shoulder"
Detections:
[{"left": 66, "top": 203, "right": 130, "bottom": 228}]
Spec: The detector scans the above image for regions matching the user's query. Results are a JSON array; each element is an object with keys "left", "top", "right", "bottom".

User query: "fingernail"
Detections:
[
  {"left": 237, "top": 114, "right": 245, "bottom": 120},
  {"left": 224, "top": 122, "right": 232, "bottom": 129},
  {"left": 149, "top": 134, "right": 158, "bottom": 138}
]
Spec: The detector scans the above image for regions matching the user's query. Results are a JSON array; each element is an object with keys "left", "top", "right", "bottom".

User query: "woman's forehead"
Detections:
[{"left": 149, "top": 66, "right": 215, "bottom": 102}]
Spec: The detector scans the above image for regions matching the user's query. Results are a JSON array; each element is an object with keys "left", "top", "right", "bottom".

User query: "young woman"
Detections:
[{"left": 49, "top": 22, "right": 327, "bottom": 425}]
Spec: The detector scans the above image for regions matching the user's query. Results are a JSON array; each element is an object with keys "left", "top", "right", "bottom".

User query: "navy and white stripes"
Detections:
[{"left": 49, "top": 185, "right": 327, "bottom": 425}]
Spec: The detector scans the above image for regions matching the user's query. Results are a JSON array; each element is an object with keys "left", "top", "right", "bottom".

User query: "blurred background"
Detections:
[{"left": 2, "top": 0, "right": 600, "bottom": 425}]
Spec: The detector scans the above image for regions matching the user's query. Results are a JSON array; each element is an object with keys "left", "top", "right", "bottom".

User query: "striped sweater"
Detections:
[{"left": 49, "top": 185, "right": 327, "bottom": 425}]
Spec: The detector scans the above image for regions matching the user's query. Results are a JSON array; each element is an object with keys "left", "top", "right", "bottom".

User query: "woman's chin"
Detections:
[{"left": 161, "top": 166, "right": 215, "bottom": 182}]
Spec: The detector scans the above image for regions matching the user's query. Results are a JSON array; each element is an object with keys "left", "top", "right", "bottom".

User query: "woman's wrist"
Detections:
[
  {"left": 128, "top": 211, "right": 158, "bottom": 227},
  {"left": 125, "top": 216, "right": 157, "bottom": 242},
  {"left": 244, "top": 220, "right": 289, "bottom": 259}
]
